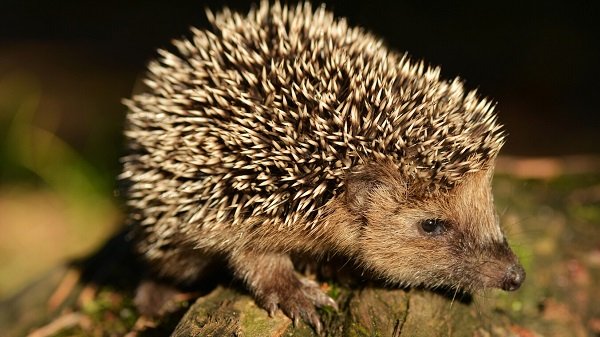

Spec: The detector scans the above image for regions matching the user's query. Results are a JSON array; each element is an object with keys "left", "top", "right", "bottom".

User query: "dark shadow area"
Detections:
[{"left": 75, "top": 229, "right": 142, "bottom": 292}]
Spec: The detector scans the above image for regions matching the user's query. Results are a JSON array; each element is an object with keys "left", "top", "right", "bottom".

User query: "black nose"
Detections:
[{"left": 501, "top": 264, "right": 526, "bottom": 291}]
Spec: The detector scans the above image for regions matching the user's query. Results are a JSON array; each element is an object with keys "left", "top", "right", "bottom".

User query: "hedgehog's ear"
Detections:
[
  {"left": 344, "top": 170, "right": 383, "bottom": 216},
  {"left": 344, "top": 162, "right": 405, "bottom": 217}
]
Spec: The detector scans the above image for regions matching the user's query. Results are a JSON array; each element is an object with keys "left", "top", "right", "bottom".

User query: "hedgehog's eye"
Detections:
[{"left": 419, "top": 219, "right": 447, "bottom": 235}]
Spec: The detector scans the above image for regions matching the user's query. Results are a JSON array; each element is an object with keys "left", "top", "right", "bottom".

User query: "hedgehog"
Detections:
[{"left": 120, "top": 1, "right": 525, "bottom": 332}]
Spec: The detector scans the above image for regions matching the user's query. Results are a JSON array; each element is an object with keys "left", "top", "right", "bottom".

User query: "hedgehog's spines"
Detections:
[{"left": 123, "top": 1, "right": 505, "bottom": 237}]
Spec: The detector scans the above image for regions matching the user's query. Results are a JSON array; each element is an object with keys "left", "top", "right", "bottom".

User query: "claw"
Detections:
[
  {"left": 300, "top": 279, "right": 338, "bottom": 311},
  {"left": 324, "top": 296, "right": 339, "bottom": 310},
  {"left": 264, "top": 301, "right": 277, "bottom": 317},
  {"left": 312, "top": 317, "right": 323, "bottom": 336}
]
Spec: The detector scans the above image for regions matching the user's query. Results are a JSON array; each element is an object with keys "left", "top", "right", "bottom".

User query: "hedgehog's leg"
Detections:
[
  {"left": 229, "top": 251, "right": 337, "bottom": 333},
  {"left": 134, "top": 245, "right": 218, "bottom": 317},
  {"left": 134, "top": 279, "right": 183, "bottom": 317}
]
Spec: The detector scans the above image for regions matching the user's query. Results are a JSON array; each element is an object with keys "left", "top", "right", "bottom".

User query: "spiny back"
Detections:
[{"left": 121, "top": 1, "right": 504, "bottom": 231}]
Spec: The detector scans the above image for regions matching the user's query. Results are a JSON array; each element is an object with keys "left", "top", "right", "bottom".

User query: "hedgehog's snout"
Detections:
[{"left": 500, "top": 263, "right": 526, "bottom": 291}]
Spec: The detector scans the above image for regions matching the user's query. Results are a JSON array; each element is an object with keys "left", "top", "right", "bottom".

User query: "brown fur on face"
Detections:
[{"left": 341, "top": 161, "right": 524, "bottom": 291}]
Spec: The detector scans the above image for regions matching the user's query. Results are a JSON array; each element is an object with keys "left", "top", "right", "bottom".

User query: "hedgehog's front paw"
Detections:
[
  {"left": 230, "top": 252, "right": 337, "bottom": 334},
  {"left": 256, "top": 276, "right": 337, "bottom": 334}
]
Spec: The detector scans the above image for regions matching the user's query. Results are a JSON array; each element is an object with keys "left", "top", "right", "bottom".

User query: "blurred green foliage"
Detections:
[
  {"left": 0, "top": 70, "right": 121, "bottom": 297},
  {"left": 0, "top": 71, "right": 110, "bottom": 204}
]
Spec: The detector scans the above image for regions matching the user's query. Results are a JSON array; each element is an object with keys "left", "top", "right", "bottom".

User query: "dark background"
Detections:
[{"left": 2, "top": 1, "right": 599, "bottom": 172}]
